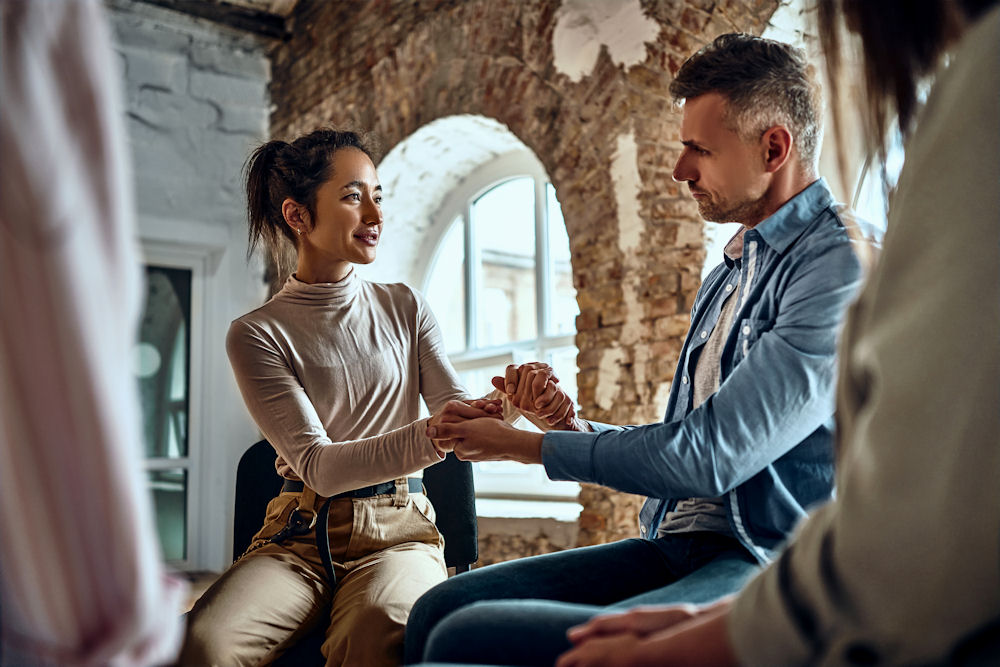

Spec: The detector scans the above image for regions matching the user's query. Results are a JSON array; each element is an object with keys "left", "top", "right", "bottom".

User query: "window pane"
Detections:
[
  {"left": 474, "top": 178, "right": 537, "bottom": 345},
  {"left": 149, "top": 468, "right": 187, "bottom": 561},
  {"left": 457, "top": 363, "right": 510, "bottom": 403},
  {"left": 135, "top": 266, "right": 191, "bottom": 459},
  {"left": 424, "top": 217, "right": 466, "bottom": 353},
  {"left": 546, "top": 184, "right": 578, "bottom": 335}
]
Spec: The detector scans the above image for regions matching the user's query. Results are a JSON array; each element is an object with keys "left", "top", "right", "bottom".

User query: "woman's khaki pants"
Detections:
[{"left": 180, "top": 482, "right": 447, "bottom": 667}]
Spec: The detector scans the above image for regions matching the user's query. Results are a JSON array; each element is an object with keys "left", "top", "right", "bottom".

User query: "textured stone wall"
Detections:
[
  {"left": 476, "top": 516, "right": 579, "bottom": 567},
  {"left": 108, "top": 0, "right": 270, "bottom": 228},
  {"left": 269, "top": 0, "right": 779, "bottom": 550}
]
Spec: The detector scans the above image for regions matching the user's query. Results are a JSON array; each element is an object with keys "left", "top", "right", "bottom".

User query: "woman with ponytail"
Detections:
[{"left": 179, "top": 129, "right": 570, "bottom": 666}]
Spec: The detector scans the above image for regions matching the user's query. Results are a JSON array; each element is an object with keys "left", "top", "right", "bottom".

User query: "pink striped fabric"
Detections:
[{"left": 0, "top": 1, "right": 185, "bottom": 664}]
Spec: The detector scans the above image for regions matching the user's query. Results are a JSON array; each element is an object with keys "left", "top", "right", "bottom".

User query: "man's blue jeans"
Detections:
[{"left": 404, "top": 532, "right": 759, "bottom": 666}]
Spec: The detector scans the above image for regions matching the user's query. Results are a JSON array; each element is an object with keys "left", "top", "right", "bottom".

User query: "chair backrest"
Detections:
[
  {"left": 232, "top": 439, "right": 478, "bottom": 569},
  {"left": 232, "top": 439, "right": 284, "bottom": 561},
  {"left": 423, "top": 451, "right": 478, "bottom": 570}
]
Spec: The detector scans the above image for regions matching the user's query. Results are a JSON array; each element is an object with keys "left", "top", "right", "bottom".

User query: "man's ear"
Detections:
[
  {"left": 281, "top": 198, "right": 310, "bottom": 235},
  {"left": 761, "top": 126, "right": 793, "bottom": 173}
]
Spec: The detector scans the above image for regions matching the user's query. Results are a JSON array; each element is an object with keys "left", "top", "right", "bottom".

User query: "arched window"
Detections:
[{"left": 422, "top": 151, "right": 581, "bottom": 516}]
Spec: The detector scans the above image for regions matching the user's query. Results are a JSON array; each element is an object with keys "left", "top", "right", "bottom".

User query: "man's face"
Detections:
[{"left": 672, "top": 92, "right": 769, "bottom": 225}]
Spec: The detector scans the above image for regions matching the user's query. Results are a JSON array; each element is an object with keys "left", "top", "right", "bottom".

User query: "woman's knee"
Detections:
[
  {"left": 179, "top": 610, "right": 260, "bottom": 667},
  {"left": 326, "top": 599, "right": 407, "bottom": 667}
]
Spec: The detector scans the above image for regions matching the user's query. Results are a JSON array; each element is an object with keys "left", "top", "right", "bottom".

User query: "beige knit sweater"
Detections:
[{"left": 227, "top": 270, "right": 526, "bottom": 497}]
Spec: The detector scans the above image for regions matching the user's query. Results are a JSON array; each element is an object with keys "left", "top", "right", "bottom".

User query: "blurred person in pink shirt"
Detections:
[{"left": 0, "top": 1, "right": 186, "bottom": 664}]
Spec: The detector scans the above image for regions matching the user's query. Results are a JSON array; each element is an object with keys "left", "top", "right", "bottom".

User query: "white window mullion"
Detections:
[
  {"left": 464, "top": 207, "right": 478, "bottom": 350},
  {"left": 534, "top": 176, "right": 551, "bottom": 338}
]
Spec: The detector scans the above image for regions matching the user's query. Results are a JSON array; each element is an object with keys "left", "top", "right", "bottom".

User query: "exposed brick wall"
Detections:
[{"left": 270, "top": 0, "right": 778, "bottom": 551}]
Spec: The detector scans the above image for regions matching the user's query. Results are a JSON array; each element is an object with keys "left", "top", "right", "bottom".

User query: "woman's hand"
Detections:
[
  {"left": 426, "top": 399, "right": 502, "bottom": 455},
  {"left": 493, "top": 362, "right": 586, "bottom": 431}
]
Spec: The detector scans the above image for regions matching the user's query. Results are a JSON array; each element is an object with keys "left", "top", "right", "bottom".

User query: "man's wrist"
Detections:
[{"left": 514, "top": 431, "right": 545, "bottom": 465}]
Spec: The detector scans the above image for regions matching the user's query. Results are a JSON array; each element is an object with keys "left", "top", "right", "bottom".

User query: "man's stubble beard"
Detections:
[{"left": 698, "top": 192, "right": 768, "bottom": 226}]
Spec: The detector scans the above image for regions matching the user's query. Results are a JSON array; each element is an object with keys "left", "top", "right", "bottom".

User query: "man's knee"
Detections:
[
  {"left": 422, "top": 600, "right": 580, "bottom": 665},
  {"left": 422, "top": 602, "right": 516, "bottom": 661},
  {"left": 404, "top": 579, "right": 470, "bottom": 664},
  {"left": 407, "top": 575, "right": 474, "bottom": 635}
]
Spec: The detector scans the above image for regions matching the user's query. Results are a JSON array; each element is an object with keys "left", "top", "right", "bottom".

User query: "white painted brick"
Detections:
[
  {"left": 119, "top": 46, "right": 188, "bottom": 93},
  {"left": 219, "top": 106, "right": 269, "bottom": 135},
  {"left": 190, "top": 43, "right": 270, "bottom": 80},
  {"left": 190, "top": 69, "right": 267, "bottom": 106},
  {"left": 131, "top": 88, "right": 218, "bottom": 130}
]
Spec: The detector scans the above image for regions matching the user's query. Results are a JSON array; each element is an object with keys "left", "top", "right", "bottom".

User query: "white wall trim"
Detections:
[{"left": 139, "top": 218, "right": 260, "bottom": 571}]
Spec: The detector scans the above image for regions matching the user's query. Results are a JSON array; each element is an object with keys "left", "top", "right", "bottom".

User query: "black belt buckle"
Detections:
[
  {"left": 266, "top": 506, "right": 317, "bottom": 545},
  {"left": 286, "top": 507, "right": 317, "bottom": 535}
]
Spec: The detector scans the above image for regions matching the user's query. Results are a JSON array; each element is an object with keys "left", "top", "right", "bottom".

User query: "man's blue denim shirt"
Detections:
[{"left": 542, "top": 179, "right": 878, "bottom": 564}]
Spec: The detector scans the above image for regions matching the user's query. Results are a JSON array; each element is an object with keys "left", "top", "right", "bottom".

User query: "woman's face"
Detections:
[{"left": 292, "top": 147, "right": 383, "bottom": 281}]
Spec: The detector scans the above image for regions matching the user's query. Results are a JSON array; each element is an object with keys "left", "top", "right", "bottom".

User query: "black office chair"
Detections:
[{"left": 231, "top": 439, "right": 478, "bottom": 664}]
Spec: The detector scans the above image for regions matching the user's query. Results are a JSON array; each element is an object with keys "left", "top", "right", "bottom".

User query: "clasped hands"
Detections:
[{"left": 425, "top": 362, "right": 585, "bottom": 464}]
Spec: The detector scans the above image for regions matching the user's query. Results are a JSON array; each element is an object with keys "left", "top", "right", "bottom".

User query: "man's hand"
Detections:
[
  {"left": 426, "top": 417, "right": 544, "bottom": 465},
  {"left": 566, "top": 605, "right": 701, "bottom": 645},
  {"left": 426, "top": 399, "right": 502, "bottom": 455},
  {"left": 555, "top": 633, "right": 646, "bottom": 667},
  {"left": 493, "top": 362, "right": 586, "bottom": 431},
  {"left": 557, "top": 599, "right": 738, "bottom": 667}
]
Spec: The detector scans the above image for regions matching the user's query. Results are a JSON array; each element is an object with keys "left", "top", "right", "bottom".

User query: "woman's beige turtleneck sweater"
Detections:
[{"left": 227, "top": 270, "right": 514, "bottom": 497}]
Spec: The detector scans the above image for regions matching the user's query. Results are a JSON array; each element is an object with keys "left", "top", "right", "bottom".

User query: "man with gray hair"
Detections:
[{"left": 405, "top": 33, "right": 877, "bottom": 666}]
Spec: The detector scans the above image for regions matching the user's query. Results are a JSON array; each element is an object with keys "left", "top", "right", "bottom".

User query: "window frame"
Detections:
[
  {"left": 419, "top": 151, "right": 581, "bottom": 505},
  {"left": 138, "top": 245, "right": 207, "bottom": 571}
]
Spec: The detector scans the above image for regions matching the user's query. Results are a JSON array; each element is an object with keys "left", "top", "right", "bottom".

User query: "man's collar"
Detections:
[
  {"left": 723, "top": 227, "right": 746, "bottom": 262},
  {"left": 750, "top": 178, "right": 834, "bottom": 254}
]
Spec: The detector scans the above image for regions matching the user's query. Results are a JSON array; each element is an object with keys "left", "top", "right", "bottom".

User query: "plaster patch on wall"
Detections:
[
  {"left": 610, "top": 131, "right": 643, "bottom": 347},
  {"left": 611, "top": 132, "right": 643, "bottom": 256},
  {"left": 595, "top": 345, "right": 625, "bottom": 412},
  {"left": 652, "top": 376, "right": 672, "bottom": 414},
  {"left": 552, "top": 0, "right": 660, "bottom": 83},
  {"left": 761, "top": 0, "right": 810, "bottom": 50}
]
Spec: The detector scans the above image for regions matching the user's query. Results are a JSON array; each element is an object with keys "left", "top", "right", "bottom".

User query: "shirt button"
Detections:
[
  {"left": 743, "top": 325, "right": 751, "bottom": 335},
  {"left": 681, "top": 376, "right": 689, "bottom": 384},
  {"left": 725, "top": 284, "right": 734, "bottom": 292},
  {"left": 640, "top": 525, "right": 647, "bottom": 535},
  {"left": 700, "top": 330, "right": 708, "bottom": 339}
]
